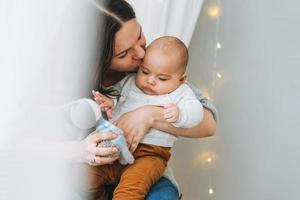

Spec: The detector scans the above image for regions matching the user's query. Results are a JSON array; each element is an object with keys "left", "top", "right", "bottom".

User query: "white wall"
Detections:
[{"left": 171, "top": 0, "right": 300, "bottom": 199}]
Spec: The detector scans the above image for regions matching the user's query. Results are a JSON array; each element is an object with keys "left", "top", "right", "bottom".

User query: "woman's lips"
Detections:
[{"left": 133, "top": 59, "right": 142, "bottom": 66}]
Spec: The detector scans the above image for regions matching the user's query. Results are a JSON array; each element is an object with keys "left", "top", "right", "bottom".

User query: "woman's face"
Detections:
[{"left": 111, "top": 19, "right": 146, "bottom": 72}]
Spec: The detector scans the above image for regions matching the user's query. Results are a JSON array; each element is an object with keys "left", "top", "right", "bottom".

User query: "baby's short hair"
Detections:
[{"left": 147, "top": 36, "right": 189, "bottom": 70}]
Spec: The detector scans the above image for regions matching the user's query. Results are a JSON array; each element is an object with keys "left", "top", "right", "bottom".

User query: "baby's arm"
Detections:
[
  {"left": 170, "top": 85, "right": 204, "bottom": 128},
  {"left": 92, "top": 90, "right": 115, "bottom": 119}
]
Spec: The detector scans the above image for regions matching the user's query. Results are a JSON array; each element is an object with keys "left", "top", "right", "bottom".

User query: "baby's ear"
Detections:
[{"left": 179, "top": 72, "right": 187, "bottom": 82}]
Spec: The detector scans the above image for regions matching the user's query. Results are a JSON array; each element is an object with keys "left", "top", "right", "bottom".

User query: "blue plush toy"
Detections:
[{"left": 70, "top": 98, "right": 134, "bottom": 165}]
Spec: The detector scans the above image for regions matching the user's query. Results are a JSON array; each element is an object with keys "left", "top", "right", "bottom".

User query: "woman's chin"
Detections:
[{"left": 128, "top": 65, "right": 139, "bottom": 72}]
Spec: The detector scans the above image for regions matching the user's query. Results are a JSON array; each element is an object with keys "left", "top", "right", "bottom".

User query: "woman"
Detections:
[{"left": 82, "top": 0, "right": 217, "bottom": 199}]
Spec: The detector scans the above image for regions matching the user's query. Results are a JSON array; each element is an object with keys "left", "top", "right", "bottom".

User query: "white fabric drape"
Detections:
[
  {"left": 0, "top": 1, "right": 102, "bottom": 199},
  {"left": 127, "top": 0, "right": 203, "bottom": 46},
  {"left": 0, "top": 0, "right": 102, "bottom": 141}
]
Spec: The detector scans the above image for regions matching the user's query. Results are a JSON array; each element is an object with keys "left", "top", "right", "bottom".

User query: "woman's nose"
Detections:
[{"left": 133, "top": 45, "right": 145, "bottom": 59}]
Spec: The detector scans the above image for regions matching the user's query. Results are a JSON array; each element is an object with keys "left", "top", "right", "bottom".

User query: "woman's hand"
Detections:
[
  {"left": 81, "top": 132, "right": 119, "bottom": 166},
  {"left": 113, "top": 106, "right": 156, "bottom": 152}
]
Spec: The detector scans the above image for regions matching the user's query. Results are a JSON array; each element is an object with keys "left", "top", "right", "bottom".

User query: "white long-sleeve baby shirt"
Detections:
[{"left": 111, "top": 74, "right": 203, "bottom": 147}]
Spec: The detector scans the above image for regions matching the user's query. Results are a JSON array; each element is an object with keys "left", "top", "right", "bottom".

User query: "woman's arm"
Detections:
[{"left": 114, "top": 105, "right": 216, "bottom": 152}]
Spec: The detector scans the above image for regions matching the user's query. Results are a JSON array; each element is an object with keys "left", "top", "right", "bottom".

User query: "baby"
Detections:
[{"left": 88, "top": 36, "right": 203, "bottom": 200}]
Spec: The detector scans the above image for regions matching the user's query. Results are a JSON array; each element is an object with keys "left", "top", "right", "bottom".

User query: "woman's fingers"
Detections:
[
  {"left": 129, "top": 127, "right": 144, "bottom": 152},
  {"left": 89, "top": 155, "right": 118, "bottom": 166},
  {"left": 95, "top": 156, "right": 118, "bottom": 165},
  {"left": 126, "top": 132, "right": 134, "bottom": 149},
  {"left": 83, "top": 131, "right": 121, "bottom": 166},
  {"left": 129, "top": 136, "right": 139, "bottom": 153},
  {"left": 90, "top": 146, "right": 119, "bottom": 157},
  {"left": 90, "top": 132, "right": 117, "bottom": 143}
]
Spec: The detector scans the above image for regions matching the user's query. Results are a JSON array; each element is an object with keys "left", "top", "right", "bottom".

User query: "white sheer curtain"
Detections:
[
  {"left": 0, "top": 1, "right": 102, "bottom": 199},
  {"left": 0, "top": 0, "right": 101, "bottom": 142},
  {"left": 127, "top": 0, "right": 203, "bottom": 46}
]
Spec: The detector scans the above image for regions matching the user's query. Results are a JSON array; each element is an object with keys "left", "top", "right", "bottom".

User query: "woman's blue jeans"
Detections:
[
  {"left": 106, "top": 177, "right": 179, "bottom": 200},
  {"left": 145, "top": 177, "right": 180, "bottom": 200}
]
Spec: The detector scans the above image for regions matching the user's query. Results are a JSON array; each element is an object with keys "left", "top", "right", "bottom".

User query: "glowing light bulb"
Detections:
[
  {"left": 208, "top": 5, "right": 220, "bottom": 17},
  {"left": 207, "top": 157, "right": 212, "bottom": 163},
  {"left": 217, "top": 43, "right": 221, "bottom": 49},
  {"left": 217, "top": 73, "right": 222, "bottom": 79},
  {"left": 209, "top": 188, "right": 214, "bottom": 194}
]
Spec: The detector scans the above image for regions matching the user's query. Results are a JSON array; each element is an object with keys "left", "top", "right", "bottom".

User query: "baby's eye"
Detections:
[
  {"left": 158, "top": 77, "right": 168, "bottom": 81},
  {"left": 142, "top": 70, "right": 149, "bottom": 75}
]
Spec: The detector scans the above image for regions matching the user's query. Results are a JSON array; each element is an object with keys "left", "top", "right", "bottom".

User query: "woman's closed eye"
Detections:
[{"left": 117, "top": 51, "right": 128, "bottom": 59}]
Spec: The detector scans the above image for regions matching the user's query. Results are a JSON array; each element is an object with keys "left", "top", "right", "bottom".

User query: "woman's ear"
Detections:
[{"left": 179, "top": 72, "right": 187, "bottom": 82}]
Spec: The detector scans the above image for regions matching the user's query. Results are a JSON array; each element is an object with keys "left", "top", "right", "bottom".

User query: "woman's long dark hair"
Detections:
[{"left": 96, "top": 0, "right": 136, "bottom": 97}]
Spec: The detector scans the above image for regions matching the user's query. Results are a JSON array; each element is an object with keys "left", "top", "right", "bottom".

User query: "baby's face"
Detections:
[{"left": 135, "top": 49, "right": 185, "bottom": 95}]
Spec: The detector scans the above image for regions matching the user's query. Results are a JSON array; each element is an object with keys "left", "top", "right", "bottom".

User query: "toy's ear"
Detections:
[
  {"left": 70, "top": 99, "right": 101, "bottom": 129},
  {"left": 85, "top": 99, "right": 102, "bottom": 120}
]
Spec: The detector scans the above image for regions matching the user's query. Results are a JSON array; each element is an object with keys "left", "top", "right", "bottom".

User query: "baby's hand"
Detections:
[
  {"left": 92, "top": 90, "right": 114, "bottom": 118},
  {"left": 163, "top": 103, "right": 179, "bottom": 123}
]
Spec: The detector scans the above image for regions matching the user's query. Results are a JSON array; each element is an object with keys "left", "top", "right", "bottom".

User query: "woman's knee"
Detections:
[{"left": 146, "top": 177, "right": 180, "bottom": 200}]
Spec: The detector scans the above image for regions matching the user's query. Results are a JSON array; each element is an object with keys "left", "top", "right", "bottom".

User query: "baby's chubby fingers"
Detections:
[
  {"left": 163, "top": 107, "right": 173, "bottom": 115},
  {"left": 165, "top": 117, "right": 176, "bottom": 123},
  {"left": 163, "top": 112, "right": 174, "bottom": 120},
  {"left": 92, "top": 90, "right": 97, "bottom": 96},
  {"left": 163, "top": 103, "right": 174, "bottom": 115},
  {"left": 165, "top": 113, "right": 178, "bottom": 123},
  {"left": 163, "top": 103, "right": 173, "bottom": 109},
  {"left": 92, "top": 90, "right": 106, "bottom": 100},
  {"left": 92, "top": 90, "right": 101, "bottom": 98},
  {"left": 99, "top": 102, "right": 110, "bottom": 109},
  {"left": 92, "top": 90, "right": 106, "bottom": 98},
  {"left": 163, "top": 103, "right": 179, "bottom": 123}
]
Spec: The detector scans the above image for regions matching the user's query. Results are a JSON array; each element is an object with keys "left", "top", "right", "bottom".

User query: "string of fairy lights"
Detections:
[
  {"left": 207, "top": 0, "right": 222, "bottom": 101},
  {"left": 204, "top": 0, "right": 222, "bottom": 198}
]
